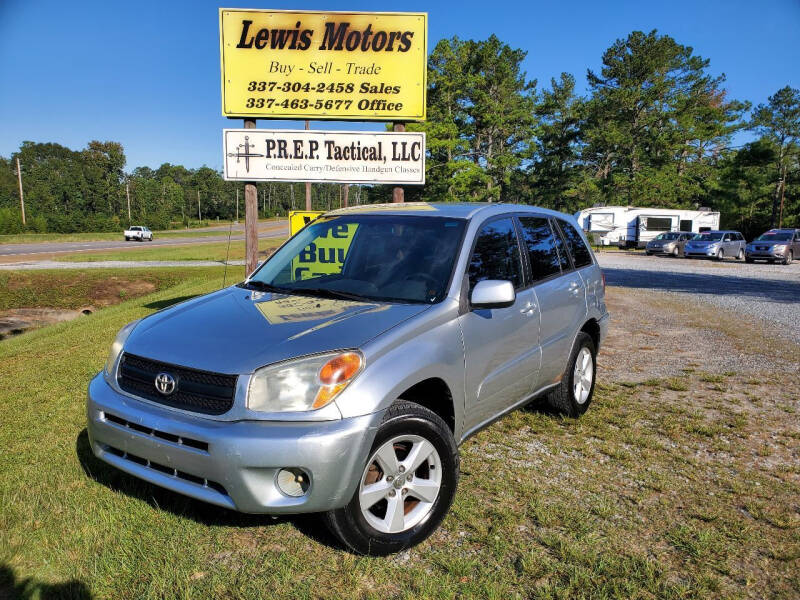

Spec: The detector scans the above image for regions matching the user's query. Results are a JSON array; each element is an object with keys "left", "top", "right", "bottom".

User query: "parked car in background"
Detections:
[
  {"left": 683, "top": 230, "right": 745, "bottom": 260},
  {"left": 645, "top": 232, "right": 693, "bottom": 257},
  {"left": 124, "top": 226, "right": 153, "bottom": 241},
  {"left": 745, "top": 229, "right": 800, "bottom": 265},
  {"left": 88, "top": 202, "right": 609, "bottom": 555}
]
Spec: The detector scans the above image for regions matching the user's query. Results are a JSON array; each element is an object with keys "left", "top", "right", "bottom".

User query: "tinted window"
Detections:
[
  {"left": 518, "top": 217, "right": 562, "bottom": 281},
  {"left": 557, "top": 219, "right": 593, "bottom": 267},
  {"left": 468, "top": 218, "right": 523, "bottom": 291}
]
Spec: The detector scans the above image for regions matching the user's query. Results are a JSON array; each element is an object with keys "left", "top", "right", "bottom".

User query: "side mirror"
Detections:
[{"left": 470, "top": 280, "right": 516, "bottom": 309}]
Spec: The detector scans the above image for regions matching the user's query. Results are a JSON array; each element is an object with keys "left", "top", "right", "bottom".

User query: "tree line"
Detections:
[{"left": 1, "top": 29, "right": 798, "bottom": 238}]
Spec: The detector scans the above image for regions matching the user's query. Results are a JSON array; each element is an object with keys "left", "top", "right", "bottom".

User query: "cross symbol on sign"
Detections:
[{"left": 227, "top": 136, "right": 264, "bottom": 173}]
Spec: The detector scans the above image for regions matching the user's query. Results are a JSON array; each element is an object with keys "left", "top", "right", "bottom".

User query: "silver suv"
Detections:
[{"left": 87, "top": 203, "right": 609, "bottom": 555}]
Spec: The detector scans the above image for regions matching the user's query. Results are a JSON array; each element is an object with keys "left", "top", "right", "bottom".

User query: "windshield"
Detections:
[
  {"left": 692, "top": 232, "right": 723, "bottom": 241},
  {"left": 654, "top": 233, "right": 680, "bottom": 240},
  {"left": 756, "top": 232, "right": 792, "bottom": 241},
  {"left": 247, "top": 215, "right": 466, "bottom": 304}
]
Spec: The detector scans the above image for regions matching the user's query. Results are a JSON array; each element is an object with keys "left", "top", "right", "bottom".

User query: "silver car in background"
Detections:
[
  {"left": 645, "top": 231, "right": 693, "bottom": 257},
  {"left": 87, "top": 203, "right": 609, "bottom": 555},
  {"left": 746, "top": 229, "right": 800, "bottom": 265},
  {"left": 683, "top": 230, "right": 746, "bottom": 260}
]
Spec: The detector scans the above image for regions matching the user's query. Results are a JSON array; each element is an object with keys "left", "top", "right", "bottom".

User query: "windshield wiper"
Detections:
[
  {"left": 240, "top": 280, "right": 292, "bottom": 294},
  {"left": 288, "top": 287, "right": 371, "bottom": 302}
]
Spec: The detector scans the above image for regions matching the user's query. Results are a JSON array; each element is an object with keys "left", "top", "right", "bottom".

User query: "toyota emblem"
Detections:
[{"left": 154, "top": 372, "right": 176, "bottom": 395}]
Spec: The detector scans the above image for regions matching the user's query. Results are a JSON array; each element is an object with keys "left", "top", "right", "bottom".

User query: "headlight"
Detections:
[
  {"left": 774, "top": 245, "right": 787, "bottom": 252},
  {"left": 248, "top": 351, "right": 364, "bottom": 413},
  {"left": 105, "top": 319, "right": 141, "bottom": 377}
]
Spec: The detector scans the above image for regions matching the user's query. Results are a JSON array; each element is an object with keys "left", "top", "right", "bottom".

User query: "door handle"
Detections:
[{"left": 520, "top": 304, "right": 537, "bottom": 315}]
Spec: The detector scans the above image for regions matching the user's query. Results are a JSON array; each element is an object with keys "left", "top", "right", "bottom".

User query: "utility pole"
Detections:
[
  {"left": 197, "top": 189, "right": 201, "bottom": 222},
  {"left": 392, "top": 123, "right": 405, "bottom": 203},
  {"left": 126, "top": 182, "right": 131, "bottom": 222},
  {"left": 16, "top": 157, "right": 25, "bottom": 225},
  {"left": 244, "top": 118, "right": 259, "bottom": 275},
  {"left": 236, "top": 188, "right": 239, "bottom": 222},
  {"left": 305, "top": 120, "right": 312, "bottom": 210},
  {"left": 343, "top": 184, "right": 350, "bottom": 208}
]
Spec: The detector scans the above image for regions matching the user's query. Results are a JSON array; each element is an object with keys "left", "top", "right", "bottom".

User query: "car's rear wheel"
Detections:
[
  {"left": 544, "top": 332, "right": 596, "bottom": 418},
  {"left": 323, "top": 401, "right": 459, "bottom": 556}
]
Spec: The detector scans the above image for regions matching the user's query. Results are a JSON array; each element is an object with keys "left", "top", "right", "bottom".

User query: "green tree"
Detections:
[
  {"left": 410, "top": 35, "right": 537, "bottom": 202},
  {"left": 582, "top": 30, "right": 746, "bottom": 207},
  {"left": 531, "top": 73, "right": 584, "bottom": 211},
  {"left": 750, "top": 86, "right": 800, "bottom": 227}
]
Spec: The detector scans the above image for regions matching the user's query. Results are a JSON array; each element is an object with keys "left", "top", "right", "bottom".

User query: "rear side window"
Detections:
[
  {"left": 468, "top": 218, "right": 523, "bottom": 291},
  {"left": 518, "top": 217, "right": 562, "bottom": 281},
  {"left": 557, "top": 219, "right": 593, "bottom": 267}
]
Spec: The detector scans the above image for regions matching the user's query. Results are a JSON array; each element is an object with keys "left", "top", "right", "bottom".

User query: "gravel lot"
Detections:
[{"left": 597, "top": 251, "right": 800, "bottom": 341}]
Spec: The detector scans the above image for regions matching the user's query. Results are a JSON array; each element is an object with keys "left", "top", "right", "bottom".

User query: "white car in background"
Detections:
[{"left": 124, "top": 226, "right": 153, "bottom": 241}]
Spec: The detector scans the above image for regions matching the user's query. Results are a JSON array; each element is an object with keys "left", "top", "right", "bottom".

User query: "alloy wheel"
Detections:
[
  {"left": 358, "top": 435, "right": 442, "bottom": 534},
  {"left": 573, "top": 347, "right": 594, "bottom": 405}
]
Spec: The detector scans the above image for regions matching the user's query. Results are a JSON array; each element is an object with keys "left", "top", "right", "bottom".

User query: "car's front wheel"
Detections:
[
  {"left": 324, "top": 401, "right": 459, "bottom": 556},
  {"left": 545, "top": 332, "right": 597, "bottom": 417}
]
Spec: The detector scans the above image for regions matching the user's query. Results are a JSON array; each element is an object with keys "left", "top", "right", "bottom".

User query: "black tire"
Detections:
[
  {"left": 544, "top": 332, "right": 597, "bottom": 418},
  {"left": 784, "top": 251, "right": 793, "bottom": 265},
  {"left": 716, "top": 249, "right": 723, "bottom": 261},
  {"left": 323, "top": 401, "right": 459, "bottom": 556},
  {"left": 672, "top": 247, "right": 679, "bottom": 257}
]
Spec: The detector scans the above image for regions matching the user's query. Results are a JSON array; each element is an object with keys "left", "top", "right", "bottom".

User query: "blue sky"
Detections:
[{"left": 1, "top": 0, "right": 798, "bottom": 171}]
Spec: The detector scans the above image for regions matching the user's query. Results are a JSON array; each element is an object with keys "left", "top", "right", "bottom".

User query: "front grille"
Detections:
[
  {"left": 117, "top": 353, "right": 237, "bottom": 415},
  {"left": 103, "top": 411, "right": 209, "bottom": 452},
  {"left": 103, "top": 444, "right": 228, "bottom": 496}
]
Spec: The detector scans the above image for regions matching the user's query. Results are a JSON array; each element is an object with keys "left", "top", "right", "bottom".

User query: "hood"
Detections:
[{"left": 124, "top": 287, "right": 430, "bottom": 374}]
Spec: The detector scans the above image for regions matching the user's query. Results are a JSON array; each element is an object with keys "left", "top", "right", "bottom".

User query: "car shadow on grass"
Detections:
[
  {"left": 0, "top": 564, "right": 92, "bottom": 600},
  {"left": 74, "top": 429, "right": 344, "bottom": 551}
]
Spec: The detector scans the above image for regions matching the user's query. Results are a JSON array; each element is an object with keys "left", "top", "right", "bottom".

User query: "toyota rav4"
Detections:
[{"left": 87, "top": 202, "right": 609, "bottom": 555}]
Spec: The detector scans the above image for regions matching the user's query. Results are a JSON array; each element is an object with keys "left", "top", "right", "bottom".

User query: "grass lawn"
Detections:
[
  {"left": 54, "top": 238, "right": 285, "bottom": 263},
  {"left": 0, "top": 268, "right": 235, "bottom": 311},
  {"left": 1, "top": 283, "right": 798, "bottom": 599}
]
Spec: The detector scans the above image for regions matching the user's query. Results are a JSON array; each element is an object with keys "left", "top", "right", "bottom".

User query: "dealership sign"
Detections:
[
  {"left": 219, "top": 9, "right": 427, "bottom": 120},
  {"left": 223, "top": 129, "right": 425, "bottom": 184}
]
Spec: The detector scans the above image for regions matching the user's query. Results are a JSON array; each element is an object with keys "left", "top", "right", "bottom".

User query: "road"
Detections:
[{"left": 0, "top": 221, "right": 288, "bottom": 260}]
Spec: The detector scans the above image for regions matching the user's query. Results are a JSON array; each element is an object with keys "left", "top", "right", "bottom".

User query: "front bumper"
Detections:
[
  {"left": 87, "top": 373, "right": 382, "bottom": 514},
  {"left": 684, "top": 247, "right": 717, "bottom": 257},
  {"left": 746, "top": 249, "right": 785, "bottom": 259}
]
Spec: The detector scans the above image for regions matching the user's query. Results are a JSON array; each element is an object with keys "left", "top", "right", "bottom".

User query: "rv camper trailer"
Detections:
[{"left": 574, "top": 206, "right": 721, "bottom": 248}]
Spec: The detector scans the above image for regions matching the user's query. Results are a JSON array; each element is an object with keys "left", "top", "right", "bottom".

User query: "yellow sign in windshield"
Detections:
[{"left": 291, "top": 223, "right": 358, "bottom": 280}]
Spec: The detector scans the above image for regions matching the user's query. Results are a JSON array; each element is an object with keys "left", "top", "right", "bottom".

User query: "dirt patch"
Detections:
[
  {"left": 601, "top": 286, "right": 799, "bottom": 382},
  {"left": 0, "top": 307, "right": 87, "bottom": 340},
  {"left": 87, "top": 278, "right": 156, "bottom": 306}
]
